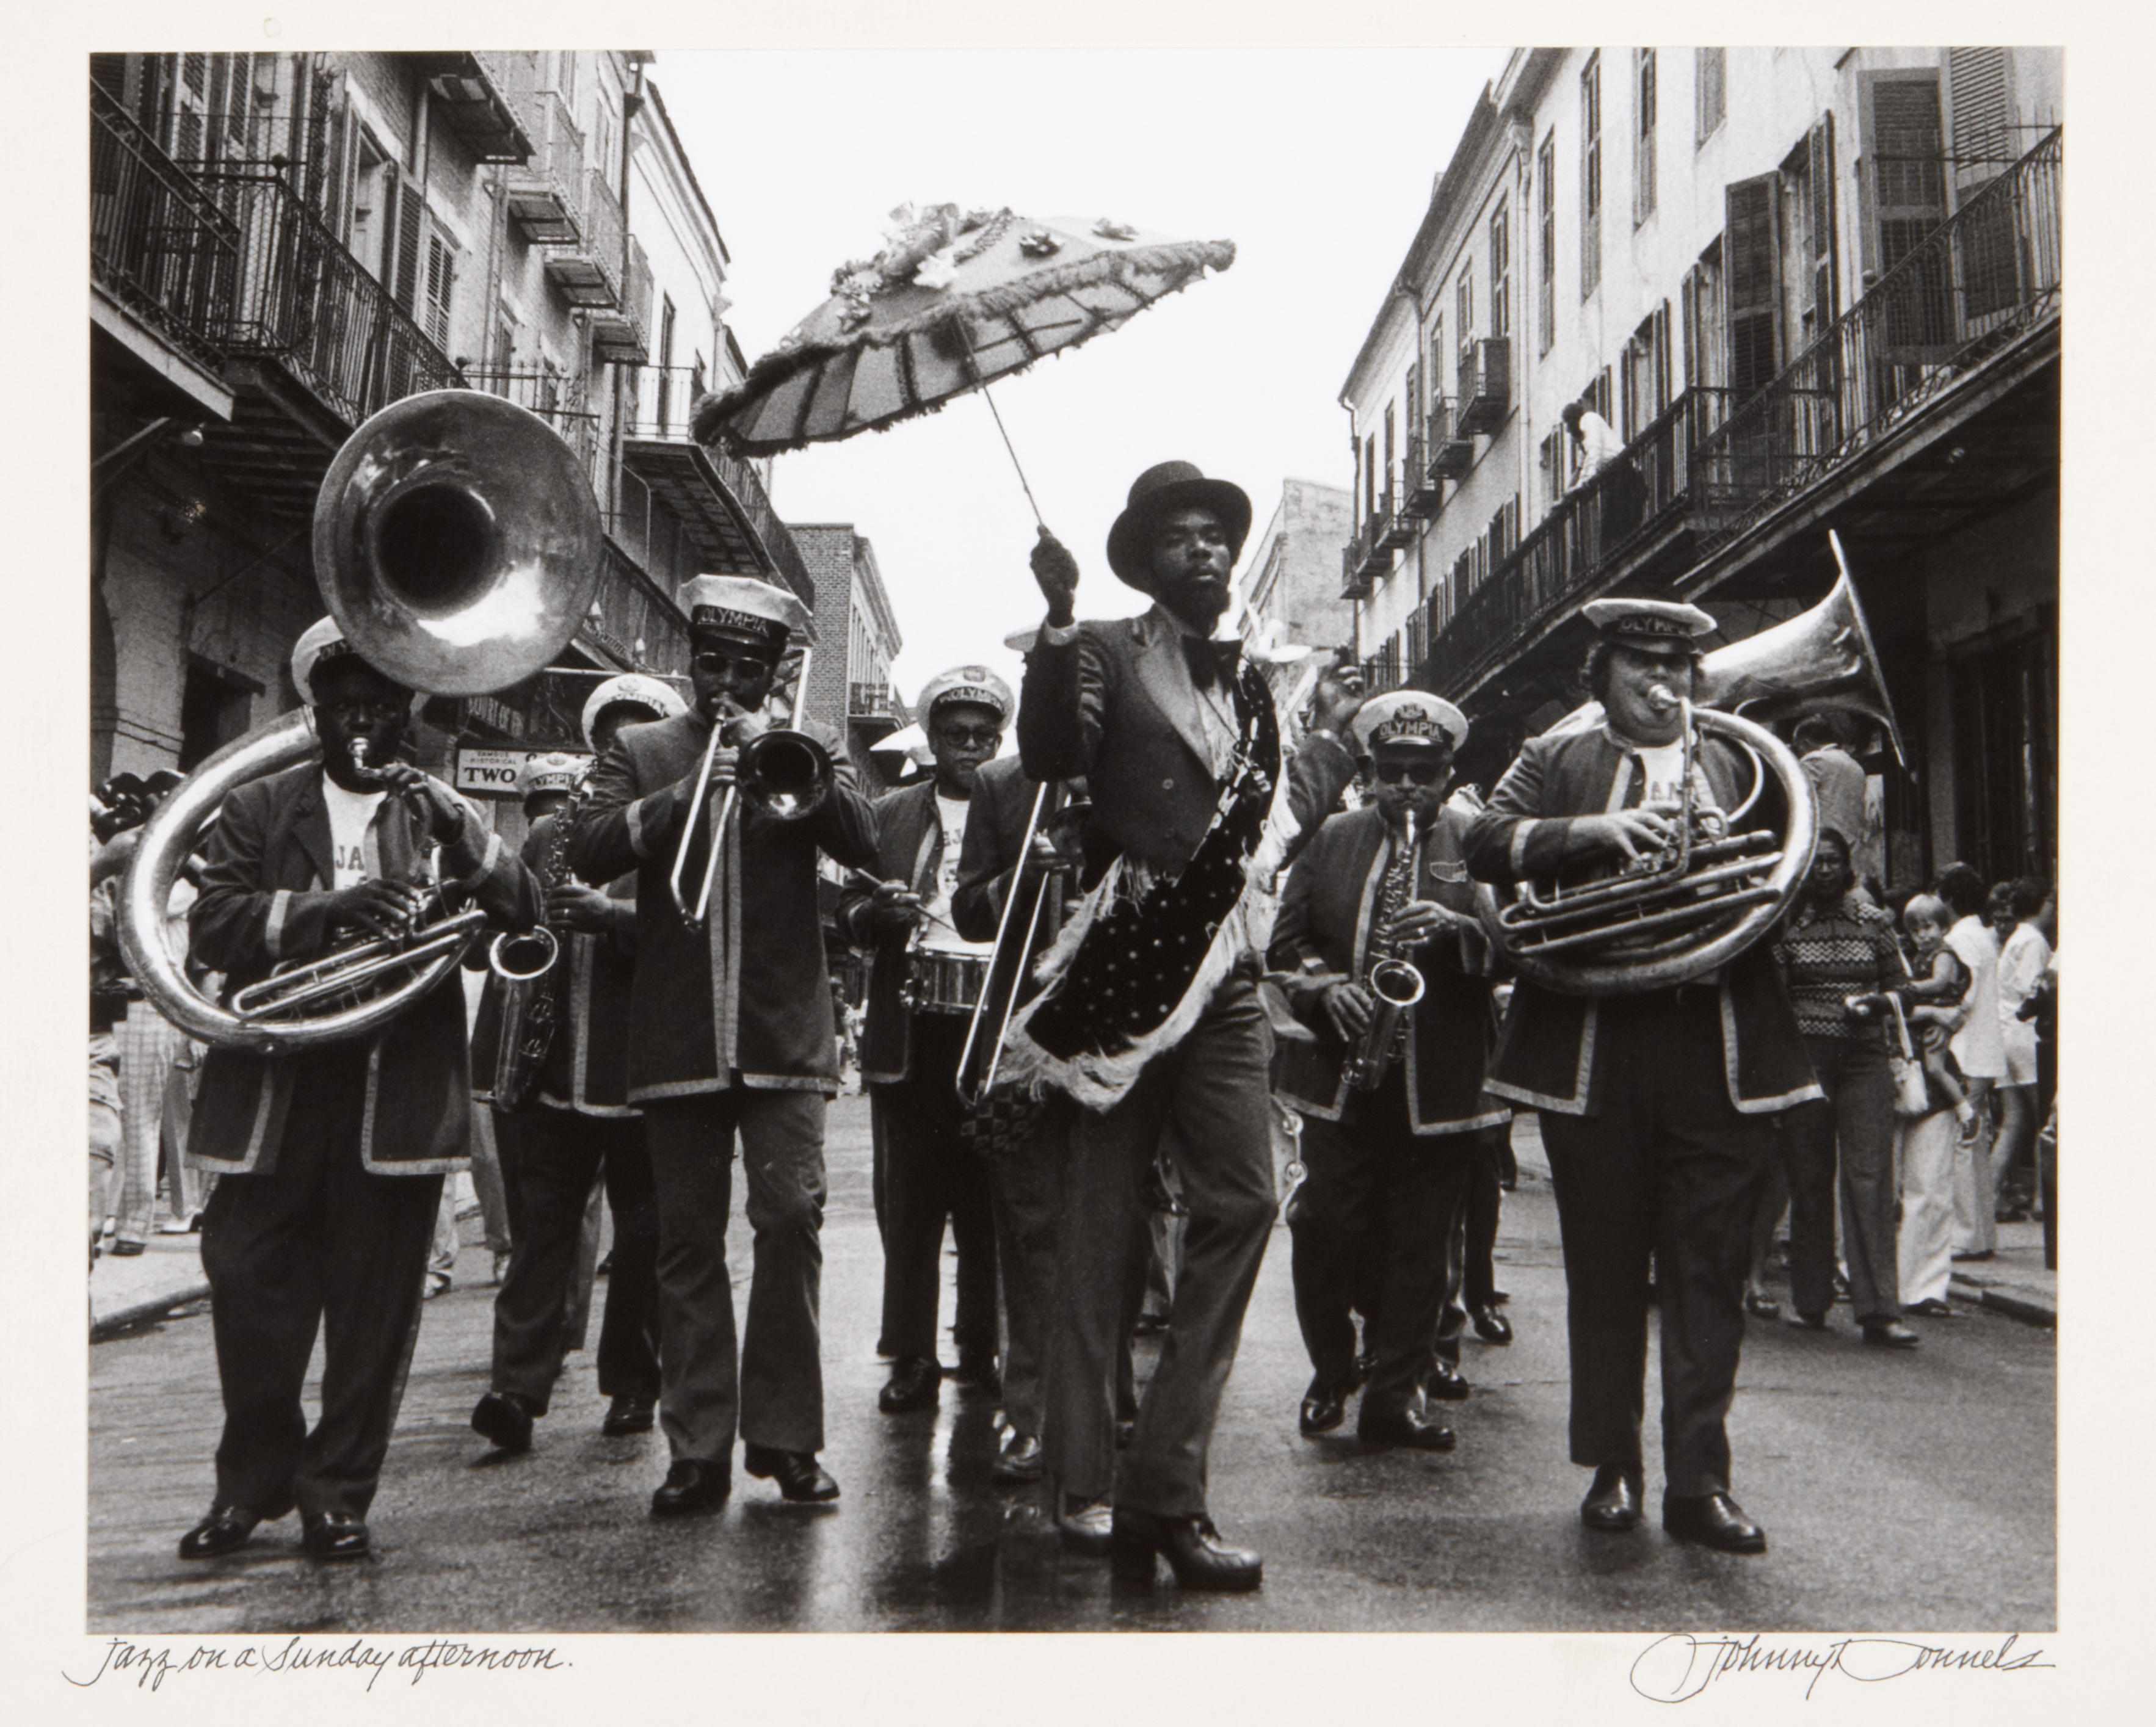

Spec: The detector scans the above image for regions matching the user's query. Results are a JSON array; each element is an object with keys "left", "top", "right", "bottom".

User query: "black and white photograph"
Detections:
[{"left": 16, "top": 0, "right": 2144, "bottom": 1716}]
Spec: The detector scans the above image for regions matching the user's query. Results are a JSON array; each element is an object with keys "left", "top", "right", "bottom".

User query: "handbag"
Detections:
[{"left": 1880, "top": 996, "right": 1933, "bottom": 1118}]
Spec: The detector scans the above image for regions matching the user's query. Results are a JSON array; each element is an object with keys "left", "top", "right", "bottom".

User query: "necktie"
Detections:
[{"left": 1182, "top": 636, "right": 1242, "bottom": 691}]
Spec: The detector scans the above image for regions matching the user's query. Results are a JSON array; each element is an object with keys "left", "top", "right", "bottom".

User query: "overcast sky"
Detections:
[{"left": 655, "top": 48, "right": 1503, "bottom": 714}]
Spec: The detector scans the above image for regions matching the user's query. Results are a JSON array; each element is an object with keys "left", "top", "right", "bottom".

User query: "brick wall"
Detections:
[{"left": 789, "top": 524, "right": 860, "bottom": 739}]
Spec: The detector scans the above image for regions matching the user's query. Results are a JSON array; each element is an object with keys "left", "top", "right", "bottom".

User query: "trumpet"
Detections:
[{"left": 667, "top": 647, "right": 832, "bottom": 927}]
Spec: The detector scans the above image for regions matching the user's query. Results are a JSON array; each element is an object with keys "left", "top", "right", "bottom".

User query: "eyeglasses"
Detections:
[
  {"left": 935, "top": 725, "right": 1003, "bottom": 750},
  {"left": 322, "top": 695, "right": 405, "bottom": 723},
  {"left": 691, "top": 650, "right": 775, "bottom": 676},
  {"left": 1372, "top": 759, "right": 1448, "bottom": 786}
]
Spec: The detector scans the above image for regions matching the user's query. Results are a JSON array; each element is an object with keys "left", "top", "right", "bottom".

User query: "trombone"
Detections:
[
  {"left": 667, "top": 646, "right": 833, "bottom": 927},
  {"left": 955, "top": 783, "right": 1087, "bottom": 1107}
]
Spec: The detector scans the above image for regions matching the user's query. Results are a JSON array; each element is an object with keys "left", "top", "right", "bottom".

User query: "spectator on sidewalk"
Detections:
[
  {"left": 1895, "top": 894, "right": 1973, "bottom": 1318},
  {"left": 1995, "top": 880, "right": 2054, "bottom": 1225},
  {"left": 1936, "top": 864, "right": 2008, "bottom": 1261}
]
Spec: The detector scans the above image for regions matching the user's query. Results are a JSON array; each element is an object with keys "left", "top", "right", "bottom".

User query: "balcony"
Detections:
[
  {"left": 849, "top": 682, "right": 898, "bottom": 719},
  {"left": 1425, "top": 398, "right": 1475, "bottom": 479},
  {"left": 456, "top": 368, "right": 603, "bottom": 483},
  {"left": 617, "top": 364, "right": 816, "bottom": 608},
  {"left": 1456, "top": 337, "right": 1511, "bottom": 436},
  {"left": 92, "top": 84, "right": 241, "bottom": 375},
  {"left": 591, "top": 236, "right": 654, "bottom": 365},
  {"left": 1688, "top": 128, "right": 2061, "bottom": 560},
  {"left": 503, "top": 90, "right": 584, "bottom": 244},
  {"left": 1340, "top": 504, "right": 1398, "bottom": 599},
  {"left": 1422, "top": 386, "right": 1732, "bottom": 697},
  {"left": 1402, "top": 432, "right": 1442, "bottom": 519},
  {"left": 410, "top": 51, "right": 537, "bottom": 162},
  {"left": 543, "top": 167, "right": 625, "bottom": 308}
]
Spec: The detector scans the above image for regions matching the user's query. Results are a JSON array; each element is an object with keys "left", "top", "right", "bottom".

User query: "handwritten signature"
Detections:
[
  {"left": 64, "top": 1635, "right": 569, "bottom": 1693},
  {"left": 1629, "top": 1632, "right": 2052, "bottom": 1703}
]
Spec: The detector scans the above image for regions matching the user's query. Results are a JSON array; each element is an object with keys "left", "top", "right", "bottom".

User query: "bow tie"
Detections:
[{"left": 1181, "top": 636, "right": 1243, "bottom": 690}]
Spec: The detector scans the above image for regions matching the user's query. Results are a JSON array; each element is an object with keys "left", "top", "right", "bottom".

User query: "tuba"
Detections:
[
  {"left": 1476, "top": 537, "right": 1899, "bottom": 997},
  {"left": 117, "top": 389, "right": 604, "bottom": 1054}
]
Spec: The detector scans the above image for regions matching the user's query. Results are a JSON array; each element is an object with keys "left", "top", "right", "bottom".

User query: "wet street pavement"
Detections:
[{"left": 89, "top": 1097, "right": 2055, "bottom": 1634}]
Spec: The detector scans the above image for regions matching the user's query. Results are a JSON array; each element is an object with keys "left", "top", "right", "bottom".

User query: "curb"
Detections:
[
  {"left": 92, "top": 1280, "right": 212, "bottom": 1342},
  {"left": 1947, "top": 1276, "right": 2055, "bottom": 1329}
]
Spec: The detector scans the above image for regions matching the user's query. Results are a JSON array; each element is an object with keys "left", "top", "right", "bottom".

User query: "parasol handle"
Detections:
[{"left": 953, "top": 316, "right": 1048, "bottom": 531}]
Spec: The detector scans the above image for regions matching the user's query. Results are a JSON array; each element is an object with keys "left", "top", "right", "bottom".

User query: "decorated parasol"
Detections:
[{"left": 693, "top": 204, "right": 1235, "bottom": 519}]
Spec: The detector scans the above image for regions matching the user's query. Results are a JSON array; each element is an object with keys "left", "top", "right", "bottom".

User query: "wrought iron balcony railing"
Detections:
[
  {"left": 849, "top": 682, "right": 897, "bottom": 718},
  {"left": 545, "top": 166, "right": 626, "bottom": 308},
  {"left": 503, "top": 90, "right": 585, "bottom": 244},
  {"left": 1423, "top": 386, "right": 1732, "bottom": 693},
  {"left": 456, "top": 367, "right": 603, "bottom": 477},
  {"left": 1691, "top": 127, "right": 2061, "bottom": 548},
  {"left": 91, "top": 84, "right": 242, "bottom": 367}
]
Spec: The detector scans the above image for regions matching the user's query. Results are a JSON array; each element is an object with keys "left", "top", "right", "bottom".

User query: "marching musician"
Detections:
[
  {"left": 1462, "top": 598, "right": 1819, "bottom": 1555},
  {"left": 571, "top": 577, "right": 878, "bottom": 1517},
  {"left": 468, "top": 676, "right": 683, "bottom": 1458},
  {"left": 178, "top": 618, "right": 542, "bottom": 1563},
  {"left": 1007, "top": 461, "right": 1363, "bottom": 1590},
  {"left": 836, "top": 667, "right": 1011, "bottom": 1419},
  {"left": 946, "top": 748, "right": 1089, "bottom": 1486},
  {"left": 1271, "top": 692, "right": 1511, "bottom": 1451}
]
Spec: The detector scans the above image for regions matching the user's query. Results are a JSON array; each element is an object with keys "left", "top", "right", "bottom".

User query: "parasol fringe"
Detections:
[{"left": 692, "top": 238, "right": 1236, "bottom": 452}]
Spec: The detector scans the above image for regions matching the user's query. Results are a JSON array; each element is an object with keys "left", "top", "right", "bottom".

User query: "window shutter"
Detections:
[
  {"left": 1653, "top": 300, "right": 1673, "bottom": 412},
  {"left": 224, "top": 54, "right": 253, "bottom": 156},
  {"left": 393, "top": 173, "right": 425, "bottom": 313},
  {"left": 1947, "top": 49, "right": 2017, "bottom": 320},
  {"left": 324, "top": 98, "right": 352, "bottom": 236},
  {"left": 1807, "top": 112, "right": 1838, "bottom": 329},
  {"left": 1724, "top": 173, "right": 1782, "bottom": 401},
  {"left": 1862, "top": 70, "right": 1952, "bottom": 352},
  {"left": 1696, "top": 48, "right": 1726, "bottom": 143},
  {"left": 1581, "top": 55, "right": 1603, "bottom": 297},
  {"left": 425, "top": 231, "right": 455, "bottom": 349}
]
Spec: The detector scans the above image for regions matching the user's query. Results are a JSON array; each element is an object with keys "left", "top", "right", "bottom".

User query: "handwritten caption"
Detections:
[
  {"left": 1628, "top": 1632, "right": 2052, "bottom": 1703},
  {"left": 66, "top": 1636, "right": 569, "bottom": 1694}
]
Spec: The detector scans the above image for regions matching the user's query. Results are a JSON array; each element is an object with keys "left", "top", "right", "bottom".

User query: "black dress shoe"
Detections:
[
  {"left": 1058, "top": 1496, "right": 1113, "bottom": 1555},
  {"left": 951, "top": 1348, "right": 1001, "bottom": 1396},
  {"left": 650, "top": 1457, "right": 730, "bottom": 1518},
  {"left": 603, "top": 1394, "right": 656, "bottom": 1435},
  {"left": 1133, "top": 1311, "right": 1170, "bottom": 1338},
  {"left": 1424, "top": 1358, "right": 1472, "bottom": 1402},
  {"left": 743, "top": 1444, "right": 840, "bottom": 1503},
  {"left": 471, "top": 1390, "right": 537, "bottom": 1454},
  {"left": 1862, "top": 1320, "right": 1921, "bottom": 1349},
  {"left": 1663, "top": 1491, "right": 1766, "bottom": 1554},
  {"left": 992, "top": 1432, "right": 1044, "bottom": 1484},
  {"left": 1357, "top": 1405, "right": 1457, "bottom": 1452},
  {"left": 878, "top": 1355, "right": 941, "bottom": 1414},
  {"left": 1299, "top": 1373, "right": 1349, "bottom": 1436},
  {"left": 1469, "top": 1303, "right": 1514, "bottom": 1345},
  {"left": 1114, "top": 1417, "right": 1137, "bottom": 1451},
  {"left": 1352, "top": 1350, "right": 1375, "bottom": 1389},
  {"left": 1580, "top": 1464, "right": 1644, "bottom": 1533},
  {"left": 300, "top": 1512, "right": 371, "bottom": 1562},
  {"left": 1110, "top": 1508, "right": 1262, "bottom": 1591},
  {"left": 178, "top": 1502, "right": 269, "bottom": 1560}
]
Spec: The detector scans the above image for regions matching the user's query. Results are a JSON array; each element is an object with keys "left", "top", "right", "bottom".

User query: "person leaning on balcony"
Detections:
[
  {"left": 1462, "top": 597, "right": 1821, "bottom": 1557},
  {"left": 1563, "top": 401, "right": 1642, "bottom": 545}
]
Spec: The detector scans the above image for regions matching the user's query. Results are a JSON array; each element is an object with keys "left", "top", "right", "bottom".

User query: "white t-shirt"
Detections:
[
  {"left": 321, "top": 777, "right": 388, "bottom": 888},
  {"left": 921, "top": 794, "right": 993, "bottom": 956},
  {"left": 1945, "top": 914, "right": 2007, "bottom": 1080},
  {"left": 1629, "top": 740, "right": 1721, "bottom": 820}
]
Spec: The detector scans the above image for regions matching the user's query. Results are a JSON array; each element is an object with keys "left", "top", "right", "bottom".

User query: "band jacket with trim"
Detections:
[
  {"left": 470, "top": 812, "right": 640, "bottom": 1117},
  {"left": 569, "top": 708, "right": 879, "bottom": 1101},
  {"left": 1462, "top": 724, "right": 1821, "bottom": 1117},
  {"left": 837, "top": 778, "right": 962, "bottom": 1087},
  {"left": 1015, "top": 611, "right": 1356, "bottom": 885},
  {"left": 187, "top": 761, "right": 542, "bottom": 1175},
  {"left": 1269, "top": 802, "right": 1513, "bottom": 1135}
]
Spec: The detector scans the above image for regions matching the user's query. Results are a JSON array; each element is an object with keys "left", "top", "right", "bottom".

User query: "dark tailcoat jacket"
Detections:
[
  {"left": 836, "top": 778, "right": 956, "bottom": 1087},
  {"left": 470, "top": 813, "right": 640, "bottom": 1117},
  {"left": 569, "top": 708, "right": 879, "bottom": 1101},
  {"left": 1015, "top": 609, "right": 1356, "bottom": 885},
  {"left": 187, "top": 761, "right": 542, "bottom": 1175},
  {"left": 1269, "top": 802, "right": 1513, "bottom": 1135},
  {"left": 1462, "top": 724, "right": 1821, "bottom": 1117}
]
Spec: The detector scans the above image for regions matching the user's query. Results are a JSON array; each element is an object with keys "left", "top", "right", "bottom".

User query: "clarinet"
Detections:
[{"left": 492, "top": 788, "right": 579, "bottom": 1112}]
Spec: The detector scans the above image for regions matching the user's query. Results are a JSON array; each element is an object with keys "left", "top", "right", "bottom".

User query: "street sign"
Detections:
[{"left": 455, "top": 746, "right": 592, "bottom": 798}]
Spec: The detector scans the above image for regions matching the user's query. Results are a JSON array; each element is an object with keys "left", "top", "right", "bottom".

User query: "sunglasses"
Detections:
[
  {"left": 1371, "top": 759, "right": 1448, "bottom": 786},
  {"left": 935, "top": 725, "right": 1003, "bottom": 750},
  {"left": 691, "top": 650, "right": 777, "bottom": 675}
]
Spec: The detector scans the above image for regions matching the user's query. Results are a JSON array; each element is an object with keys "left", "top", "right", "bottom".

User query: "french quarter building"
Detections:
[
  {"left": 90, "top": 50, "right": 826, "bottom": 855},
  {"left": 1338, "top": 46, "right": 2060, "bottom": 888}
]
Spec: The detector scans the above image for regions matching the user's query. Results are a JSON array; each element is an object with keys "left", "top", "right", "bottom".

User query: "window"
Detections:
[
  {"left": 1362, "top": 433, "right": 1376, "bottom": 521},
  {"left": 1696, "top": 47, "right": 1726, "bottom": 144},
  {"left": 1382, "top": 402, "right": 1396, "bottom": 513},
  {"left": 594, "top": 96, "right": 619, "bottom": 190},
  {"left": 1539, "top": 428, "right": 1566, "bottom": 512},
  {"left": 1724, "top": 174, "right": 1783, "bottom": 402},
  {"left": 1681, "top": 237, "right": 1727, "bottom": 394},
  {"left": 1489, "top": 201, "right": 1511, "bottom": 341},
  {"left": 656, "top": 294, "right": 678, "bottom": 430},
  {"left": 348, "top": 131, "right": 393, "bottom": 281},
  {"left": 490, "top": 302, "right": 517, "bottom": 375},
  {"left": 1861, "top": 69, "right": 1952, "bottom": 351},
  {"left": 1536, "top": 132, "right": 1556, "bottom": 352},
  {"left": 1635, "top": 49, "right": 1658, "bottom": 224},
  {"left": 1948, "top": 48, "right": 2017, "bottom": 318},
  {"left": 423, "top": 226, "right": 457, "bottom": 349},
  {"left": 553, "top": 49, "right": 578, "bottom": 104},
  {"left": 1455, "top": 267, "right": 1473, "bottom": 347},
  {"left": 692, "top": 352, "right": 708, "bottom": 406},
  {"left": 1426, "top": 313, "right": 1445, "bottom": 407},
  {"left": 1404, "top": 361, "right": 1421, "bottom": 448},
  {"left": 1581, "top": 54, "right": 1603, "bottom": 299}
]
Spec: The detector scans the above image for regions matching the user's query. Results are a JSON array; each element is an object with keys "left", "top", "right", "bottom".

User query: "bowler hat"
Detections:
[{"left": 1105, "top": 461, "right": 1252, "bottom": 590}]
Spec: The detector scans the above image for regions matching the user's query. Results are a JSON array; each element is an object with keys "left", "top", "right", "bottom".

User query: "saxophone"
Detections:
[
  {"left": 1345, "top": 809, "right": 1428, "bottom": 1092},
  {"left": 490, "top": 787, "right": 579, "bottom": 1112}
]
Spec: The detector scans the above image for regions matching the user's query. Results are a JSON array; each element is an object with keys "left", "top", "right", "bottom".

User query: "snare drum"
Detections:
[{"left": 902, "top": 948, "right": 992, "bottom": 1015}]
